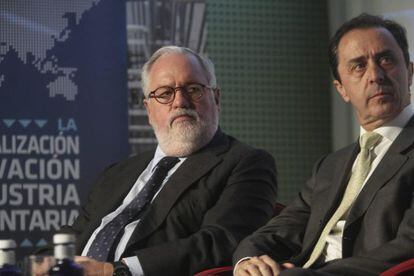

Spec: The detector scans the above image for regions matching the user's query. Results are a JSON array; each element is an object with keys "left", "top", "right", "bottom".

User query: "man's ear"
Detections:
[
  {"left": 143, "top": 98, "right": 149, "bottom": 111},
  {"left": 143, "top": 99, "right": 152, "bottom": 123},
  {"left": 213, "top": 88, "right": 221, "bottom": 110},
  {"left": 333, "top": 79, "right": 350, "bottom": 102},
  {"left": 408, "top": 62, "right": 413, "bottom": 88}
]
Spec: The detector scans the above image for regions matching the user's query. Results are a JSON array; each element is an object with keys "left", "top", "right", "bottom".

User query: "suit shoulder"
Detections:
[
  {"left": 100, "top": 150, "right": 153, "bottom": 174},
  {"left": 314, "top": 142, "right": 357, "bottom": 172},
  {"left": 324, "top": 142, "right": 357, "bottom": 160},
  {"left": 225, "top": 135, "right": 275, "bottom": 162}
]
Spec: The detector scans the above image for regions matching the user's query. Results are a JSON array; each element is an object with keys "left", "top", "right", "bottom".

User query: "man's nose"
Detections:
[
  {"left": 367, "top": 62, "right": 385, "bottom": 84},
  {"left": 172, "top": 88, "right": 192, "bottom": 108}
]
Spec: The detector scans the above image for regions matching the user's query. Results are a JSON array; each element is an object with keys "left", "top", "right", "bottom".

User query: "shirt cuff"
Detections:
[
  {"left": 123, "top": 256, "right": 144, "bottom": 276},
  {"left": 234, "top": 257, "right": 252, "bottom": 274}
]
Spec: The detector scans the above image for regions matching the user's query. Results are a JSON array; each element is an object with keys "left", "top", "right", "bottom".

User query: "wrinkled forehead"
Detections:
[
  {"left": 337, "top": 27, "right": 401, "bottom": 63},
  {"left": 148, "top": 53, "right": 209, "bottom": 85}
]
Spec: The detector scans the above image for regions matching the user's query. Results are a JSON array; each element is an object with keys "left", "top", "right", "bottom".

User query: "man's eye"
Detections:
[
  {"left": 187, "top": 85, "right": 202, "bottom": 94},
  {"left": 351, "top": 63, "right": 365, "bottom": 72},
  {"left": 379, "top": 55, "right": 394, "bottom": 65},
  {"left": 158, "top": 89, "right": 174, "bottom": 98}
]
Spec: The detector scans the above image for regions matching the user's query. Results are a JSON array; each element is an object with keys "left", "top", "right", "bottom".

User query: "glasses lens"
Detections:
[
  {"left": 186, "top": 84, "right": 204, "bottom": 100},
  {"left": 154, "top": 87, "right": 175, "bottom": 103}
]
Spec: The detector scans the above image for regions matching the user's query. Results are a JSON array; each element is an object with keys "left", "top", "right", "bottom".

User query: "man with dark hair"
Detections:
[
  {"left": 329, "top": 13, "right": 411, "bottom": 82},
  {"left": 60, "top": 46, "right": 277, "bottom": 276},
  {"left": 234, "top": 13, "right": 414, "bottom": 276}
]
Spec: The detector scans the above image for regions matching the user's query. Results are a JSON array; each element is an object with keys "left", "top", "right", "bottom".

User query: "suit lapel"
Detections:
[
  {"left": 78, "top": 152, "right": 153, "bottom": 251},
  {"left": 346, "top": 117, "right": 414, "bottom": 226},
  {"left": 296, "top": 143, "right": 358, "bottom": 259},
  {"left": 319, "top": 144, "right": 359, "bottom": 225},
  {"left": 101, "top": 153, "right": 154, "bottom": 217},
  {"left": 126, "top": 130, "right": 229, "bottom": 248}
]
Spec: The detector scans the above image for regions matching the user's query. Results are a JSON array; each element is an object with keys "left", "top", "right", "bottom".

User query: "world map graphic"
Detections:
[{"left": 0, "top": 0, "right": 101, "bottom": 101}]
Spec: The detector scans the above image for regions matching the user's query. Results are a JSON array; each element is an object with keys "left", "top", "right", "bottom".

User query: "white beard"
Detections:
[{"left": 151, "top": 108, "right": 218, "bottom": 157}]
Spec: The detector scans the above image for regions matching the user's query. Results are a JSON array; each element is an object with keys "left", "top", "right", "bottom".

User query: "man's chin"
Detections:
[
  {"left": 162, "top": 142, "right": 202, "bottom": 157},
  {"left": 171, "top": 119, "right": 196, "bottom": 129},
  {"left": 164, "top": 130, "right": 215, "bottom": 156},
  {"left": 373, "top": 104, "right": 401, "bottom": 118},
  {"left": 158, "top": 136, "right": 203, "bottom": 157}
]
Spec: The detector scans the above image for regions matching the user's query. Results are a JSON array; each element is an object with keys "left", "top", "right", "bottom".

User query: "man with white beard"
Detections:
[{"left": 61, "top": 46, "right": 277, "bottom": 276}]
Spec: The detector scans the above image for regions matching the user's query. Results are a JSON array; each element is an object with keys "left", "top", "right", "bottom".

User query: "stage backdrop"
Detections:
[{"left": 0, "top": 0, "right": 129, "bottom": 260}]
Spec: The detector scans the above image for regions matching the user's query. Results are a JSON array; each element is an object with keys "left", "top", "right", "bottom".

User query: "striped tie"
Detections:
[{"left": 86, "top": 156, "right": 179, "bottom": 261}]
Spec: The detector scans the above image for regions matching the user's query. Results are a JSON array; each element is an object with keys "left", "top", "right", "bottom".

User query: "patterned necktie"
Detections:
[
  {"left": 303, "top": 132, "right": 382, "bottom": 268},
  {"left": 86, "top": 156, "right": 179, "bottom": 261}
]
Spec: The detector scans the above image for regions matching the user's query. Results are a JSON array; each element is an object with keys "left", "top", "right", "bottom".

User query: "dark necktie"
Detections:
[{"left": 86, "top": 156, "right": 179, "bottom": 261}]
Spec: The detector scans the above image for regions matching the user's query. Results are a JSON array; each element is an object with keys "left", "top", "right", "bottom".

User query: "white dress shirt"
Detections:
[
  {"left": 81, "top": 146, "right": 186, "bottom": 275},
  {"left": 322, "top": 103, "right": 414, "bottom": 262}
]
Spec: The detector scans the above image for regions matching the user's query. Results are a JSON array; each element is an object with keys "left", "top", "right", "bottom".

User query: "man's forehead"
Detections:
[
  {"left": 148, "top": 53, "right": 208, "bottom": 84},
  {"left": 151, "top": 52, "right": 190, "bottom": 69},
  {"left": 337, "top": 27, "right": 399, "bottom": 61}
]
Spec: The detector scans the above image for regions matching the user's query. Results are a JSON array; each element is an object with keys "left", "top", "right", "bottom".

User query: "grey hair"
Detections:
[{"left": 141, "top": 46, "right": 217, "bottom": 97}]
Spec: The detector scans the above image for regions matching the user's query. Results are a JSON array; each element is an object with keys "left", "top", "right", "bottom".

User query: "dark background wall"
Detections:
[{"left": 206, "top": 0, "right": 331, "bottom": 203}]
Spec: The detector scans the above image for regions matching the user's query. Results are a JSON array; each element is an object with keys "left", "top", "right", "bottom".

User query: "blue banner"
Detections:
[{"left": 0, "top": 0, "right": 129, "bottom": 260}]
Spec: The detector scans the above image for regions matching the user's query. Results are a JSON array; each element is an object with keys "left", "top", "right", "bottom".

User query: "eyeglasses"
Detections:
[{"left": 148, "top": 83, "right": 212, "bottom": 104}]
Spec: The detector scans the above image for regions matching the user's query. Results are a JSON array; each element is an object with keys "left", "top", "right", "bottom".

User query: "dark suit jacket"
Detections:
[
  {"left": 234, "top": 118, "right": 414, "bottom": 276},
  {"left": 63, "top": 129, "right": 277, "bottom": 275}
]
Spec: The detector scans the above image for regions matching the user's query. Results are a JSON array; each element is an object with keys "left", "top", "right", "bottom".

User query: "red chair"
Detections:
[
  {"left": 194, "top": 203, "right": 286, "bottom": 276},
  {"left": 380, "top": 259, "right": 414, "bottom": 276}
]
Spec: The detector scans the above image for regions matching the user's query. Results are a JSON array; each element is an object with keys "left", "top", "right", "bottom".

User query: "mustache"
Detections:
[
  {"left": 168, "top": 109, "right": 199, "bottom": 125},
  {"left": 380, "top": 75, "right": 393, "bottom": 86},
  {"left": 368, "top": 84, "right": 393, "bottom": 98},
  {"left": 368, "top": 76, "right": 394, "bottom": 97}
]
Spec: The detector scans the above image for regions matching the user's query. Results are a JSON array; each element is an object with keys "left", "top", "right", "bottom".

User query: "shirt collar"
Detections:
[
  {"left": 150, "top": 146, "right": 186, "bottom": 172},
  {"left": 360, "top": 103, "right": 414, "bottom": 143}
]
